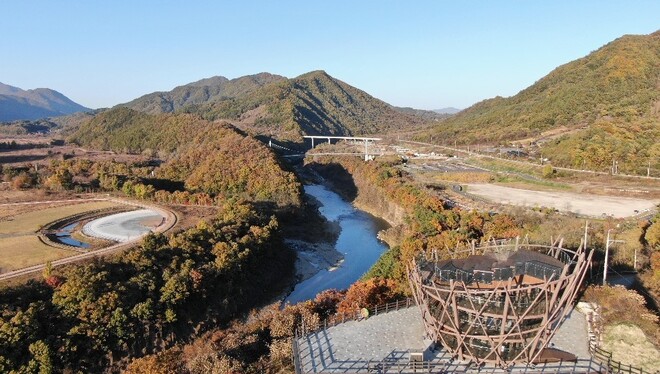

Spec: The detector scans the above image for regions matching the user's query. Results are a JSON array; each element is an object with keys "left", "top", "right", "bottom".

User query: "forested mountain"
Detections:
[
  {"left": 122, "top": 73, "right": 286, "bottom": 114},
  {"left": 424, "top": 31, "right": 659, "bottom": 174},
  {"left": 0, "top": 82, "right": 90, "bottom": 122},
  {"left": 123, "top": 70, "right": 427, "bottom": 140}
]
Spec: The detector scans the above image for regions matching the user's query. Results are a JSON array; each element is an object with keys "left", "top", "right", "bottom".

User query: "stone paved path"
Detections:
[{"left": 297, "top": 306, "right": 595, "bottom": 373}]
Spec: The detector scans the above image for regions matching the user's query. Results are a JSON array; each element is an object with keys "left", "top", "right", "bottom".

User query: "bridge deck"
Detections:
[{"left": 303, "top": 135, "right": 381, "bottom": 141}]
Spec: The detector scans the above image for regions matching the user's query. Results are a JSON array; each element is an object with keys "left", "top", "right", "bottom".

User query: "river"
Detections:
[{"left": 285, "top": 184, "right": 390, "bottom": 304}]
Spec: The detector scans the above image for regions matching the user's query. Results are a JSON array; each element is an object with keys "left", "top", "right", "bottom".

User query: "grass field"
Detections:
[
  {"left": 602, "top": 324, "right": 660, "bottom": 373},
  {"left": 0, "top": 236, "right": 73, "bottom": 273},
  {"left": 0, "top": 200, "right": 120, "bottom": 272},
  {"left": 0, "top": 201, "right": 118, "bottom": 235}
]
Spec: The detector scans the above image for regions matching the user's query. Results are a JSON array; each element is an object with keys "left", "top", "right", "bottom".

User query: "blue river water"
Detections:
[{"left": 285, "top": 184, "right": 389, "bottom": 304}]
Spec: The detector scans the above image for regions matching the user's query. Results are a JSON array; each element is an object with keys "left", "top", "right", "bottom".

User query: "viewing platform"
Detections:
[{"left": 294, "top": 301, "right": 596, "bottom": 373}]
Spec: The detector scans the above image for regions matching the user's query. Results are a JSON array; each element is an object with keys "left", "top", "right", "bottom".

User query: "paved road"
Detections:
[{"left": 0, "top": 198, "right": 176, "bottom": 282}]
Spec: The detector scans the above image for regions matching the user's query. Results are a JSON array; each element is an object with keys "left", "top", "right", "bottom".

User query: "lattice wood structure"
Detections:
[{"left": 408, "top": 239, "right": 593, "bottom": 367}]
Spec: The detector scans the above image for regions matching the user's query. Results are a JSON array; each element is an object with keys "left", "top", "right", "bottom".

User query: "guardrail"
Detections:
[{"left": 400, "top": 140, "right": 660, "bottom": 180}]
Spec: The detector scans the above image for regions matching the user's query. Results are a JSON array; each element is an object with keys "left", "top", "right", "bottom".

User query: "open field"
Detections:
[
  {"left": 0, "top": 201, "right": 119, "bottom": 235},
  {"left": 0, "top": 200, "right": 120, "bottom": 272},
  {"left": 466, "top": 184, "right": 658, "bottom": 218},
  {"left": 0, "top": 135, "right": 154, "bottom": 167},
  {"left": 0, "top": 236, "right": 73, "bottom": 273}
]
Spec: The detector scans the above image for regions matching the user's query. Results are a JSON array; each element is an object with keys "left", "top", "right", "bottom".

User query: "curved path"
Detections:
[{"left": 0, "top": 198, "right": 177, "bottom": 282}]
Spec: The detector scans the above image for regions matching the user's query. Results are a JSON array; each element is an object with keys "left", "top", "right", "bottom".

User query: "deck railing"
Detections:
[
  {"left": 296, "top": 298, "right": 416, "bottom": 337},
  {"left": 366, "top": 357, "right": 611, "bottom": 373},
  {"left": 292, "top": 298, "right": 417, "bottom": 373}
]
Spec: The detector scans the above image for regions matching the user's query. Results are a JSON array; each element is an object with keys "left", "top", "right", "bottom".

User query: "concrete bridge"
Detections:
[{"left": 303, "top": 135, "right": 382, "bottom": 161}]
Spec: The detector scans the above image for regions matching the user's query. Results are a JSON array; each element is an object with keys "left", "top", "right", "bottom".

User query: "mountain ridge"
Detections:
[
  {"left": 433, "top": 107, "right": 461, "bottom": 115},
  {"left": 122, "top": 72, "right": 287, "bottom": 114},
  {"left": 0, "top": 82, "right": 90, "bottom": 122},
  {"left": 122, "top": 70, "right": 429, "bottom": 140}
]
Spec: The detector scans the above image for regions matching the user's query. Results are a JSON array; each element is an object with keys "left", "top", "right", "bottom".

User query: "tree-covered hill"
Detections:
[
  {"left": 423, "top": 31, "right": 659, "bottom": 174},
  {"left": 69, "top": 108, "right": 301, "bottom": 208},
  {"left": 123, "top": 70, "right": 428, "bottom": 140},
  {"left": 122, "top": 72, "right": 286, "bottom": 114}
]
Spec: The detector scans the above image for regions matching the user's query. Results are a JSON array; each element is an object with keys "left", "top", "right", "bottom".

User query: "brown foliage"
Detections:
[
  {"left": 124, "top": 348, "right": 185, "bottom": 374},
  {"left": 583, "top": 285, "right": 659, "bottom": 345},
  {"left": 336, "top": 278, "right": 401, "bottom": 315}
]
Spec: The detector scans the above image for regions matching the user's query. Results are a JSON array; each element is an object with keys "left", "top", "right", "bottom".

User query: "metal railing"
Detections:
[
  {"left": 295, "top": 298, "right": 417, "bottom": 337},
  {"left": 292, "top": 298, "right": 417, "bottom": 373},
  {"left": 366, "top": 358, "right": 612, "bottom": 373}
]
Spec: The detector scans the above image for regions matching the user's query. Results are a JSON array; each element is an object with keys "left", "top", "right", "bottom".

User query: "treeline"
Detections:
[
  {"left": 0, "top": 202, "right": 294, "bottom": 373},
  {"left": 124, "top": 278, "right": 402, "bottom": 373}
]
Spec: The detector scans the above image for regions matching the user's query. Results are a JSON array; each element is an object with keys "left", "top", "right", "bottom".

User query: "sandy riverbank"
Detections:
[{"left": 286, "top": 239, "right": 344, "bottom": 283}]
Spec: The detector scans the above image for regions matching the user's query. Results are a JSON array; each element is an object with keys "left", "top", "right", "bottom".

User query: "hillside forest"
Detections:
[{"left": 421, "top": 31, "right": 659, "bottom": 175}]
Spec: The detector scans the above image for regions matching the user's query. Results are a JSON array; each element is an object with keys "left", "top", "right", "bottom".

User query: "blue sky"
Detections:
[{"left": 1, "top": 1, "right": 658, "bottom": 109}]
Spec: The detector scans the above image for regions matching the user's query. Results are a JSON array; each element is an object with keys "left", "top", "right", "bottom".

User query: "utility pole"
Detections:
[
  {"left": 603, "top": 229, "right": 611, "bottom": 286},
  {"left": 584, "top": 221, "right": 592, "bottom": 278},
  {"left": 584, "top": 221, "right": 589, "bottom": 251},
  {"left": 603, "top": 228, "right": 625, "bottom": 285}
]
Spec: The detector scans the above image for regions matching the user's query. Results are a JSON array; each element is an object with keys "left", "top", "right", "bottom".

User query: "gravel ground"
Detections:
[{"left": 466, "top": 184, "right": 657, "bottom": 218}]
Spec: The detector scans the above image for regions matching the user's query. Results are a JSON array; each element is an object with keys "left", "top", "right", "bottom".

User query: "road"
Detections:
[{"left": 0, "top": 198, "right": 177, "bottom": 282}]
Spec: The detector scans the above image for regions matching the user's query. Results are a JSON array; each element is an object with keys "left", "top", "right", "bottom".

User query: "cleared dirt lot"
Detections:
[{"left": 466, "top": 184, "right": 658, "bottom": 218}]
